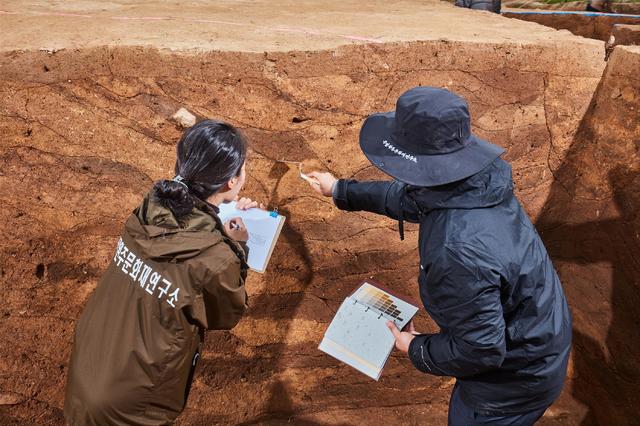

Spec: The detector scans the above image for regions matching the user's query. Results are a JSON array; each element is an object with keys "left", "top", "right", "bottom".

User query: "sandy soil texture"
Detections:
[{"left": 1, "top": 1, "right": 638, "bottom": 425}]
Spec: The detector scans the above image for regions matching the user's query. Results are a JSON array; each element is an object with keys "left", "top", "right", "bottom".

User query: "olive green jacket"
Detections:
[{"left": 64, "top": 193, "right": 248, "bottom": 425}]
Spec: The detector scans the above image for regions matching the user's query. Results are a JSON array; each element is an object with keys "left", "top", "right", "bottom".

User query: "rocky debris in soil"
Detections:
[
  {"left": 0, "top": 393, "right": 25, "bottom": 406},
  {"left": 171, "top": 108, "right": 197, "bottom": 128}
]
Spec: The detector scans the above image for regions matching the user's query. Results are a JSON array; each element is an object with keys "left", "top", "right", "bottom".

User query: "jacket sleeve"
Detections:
[
  {"left": 332, "top": 179, "right": 421, "bottom": 223},
  {"left": 408, "top": 243, "right": 506, "bottom": 377},
  {"left": 200, "top": 254, "right": 248, "bottom": 330}
]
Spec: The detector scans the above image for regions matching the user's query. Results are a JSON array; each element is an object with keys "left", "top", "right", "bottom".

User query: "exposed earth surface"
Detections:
[{"left": 0, "top": 1, "right": 638, "bottom": 425}]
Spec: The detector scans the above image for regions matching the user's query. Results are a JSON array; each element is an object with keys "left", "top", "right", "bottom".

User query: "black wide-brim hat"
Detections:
[{"left": 359, "top": 87, "right": 505, "bottom": 187}]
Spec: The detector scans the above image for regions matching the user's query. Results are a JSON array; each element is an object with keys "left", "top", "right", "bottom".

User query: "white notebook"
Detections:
[
  {"left": 217, "top": 201, "right": 285, "bottom": 273},
  {"left": 319, "top": 281, "right": 419, "bottom": 380}
]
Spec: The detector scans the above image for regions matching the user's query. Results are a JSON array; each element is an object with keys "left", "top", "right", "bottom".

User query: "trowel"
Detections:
[{"left": 277, "top": 159, "right": 319, "bottom": 186}]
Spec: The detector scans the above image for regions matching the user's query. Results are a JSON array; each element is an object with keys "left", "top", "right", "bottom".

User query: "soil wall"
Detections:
[
  {"left": 503, "top": 1, "right": 640, "bottom": 14},
  {"left": 0, "top": 38, "right": 617, "bottom": 424},
  {"left": 537, "top": 45, "right": 640, "bottom": 425},
  {"left": 503, "top": 11, "right": 640, "bottom": 41}
]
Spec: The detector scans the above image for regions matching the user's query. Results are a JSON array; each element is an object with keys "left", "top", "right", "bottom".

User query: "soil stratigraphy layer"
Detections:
[
  {"left": 537, "top": 45, "right": 640, "bottom": 426},
  {"left": 611, "top": 23, "right": 640, "bottom": 46},
  {"left": 504, "top": 10, "right": 640, "bottom": 41},
  {"left": 0, "top": 39, "right": 605, "bottom": 425},
  {"left": 2, "top": 1, "right": 629, "bottom": 425}
]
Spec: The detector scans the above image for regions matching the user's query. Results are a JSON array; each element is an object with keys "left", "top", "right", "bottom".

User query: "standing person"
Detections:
[
  {"left": 64, "top": 120, "right": 262, "bottom": 425},
  {"left": 308, "top": 87, "right": 572, "bottom": 425}
]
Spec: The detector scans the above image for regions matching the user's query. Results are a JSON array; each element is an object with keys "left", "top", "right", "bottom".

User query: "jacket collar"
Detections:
[
  {"left": 123, "top": 191, "right": 248, "bottom": 267},
  {"left": 408, "top": 158, "right": 514, "bottom": 214},
  {"left": 121, "top": 192, "right": 223, "bottom": 260},
  {"left": 133, "top": 193, "right": 220, "bottom": 236}
]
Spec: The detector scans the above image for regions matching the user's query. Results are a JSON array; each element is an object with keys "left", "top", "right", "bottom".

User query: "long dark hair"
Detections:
[{"left": 153, "top": 119, "right": 247, "bottom": 218}]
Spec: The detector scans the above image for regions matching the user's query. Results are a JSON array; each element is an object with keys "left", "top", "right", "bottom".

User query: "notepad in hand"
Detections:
[
  {"left": 217, "top": 201, "right": 285, "bottom": 273},
  {"left": 319, "top": 281, "right": 419, "bottom": 380}
]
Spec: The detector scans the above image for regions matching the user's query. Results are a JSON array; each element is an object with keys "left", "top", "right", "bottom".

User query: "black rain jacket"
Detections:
[{"left": 333, "top": 158, "right": 572, "bottom": 415}]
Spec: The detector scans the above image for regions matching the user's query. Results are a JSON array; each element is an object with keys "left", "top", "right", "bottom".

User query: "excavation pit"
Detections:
[
  {"left": 503, "top": 10, "right": 640, "bottom": 41},
  {"left": 1, "top": 1, "right": 639, "bottom": 425}
]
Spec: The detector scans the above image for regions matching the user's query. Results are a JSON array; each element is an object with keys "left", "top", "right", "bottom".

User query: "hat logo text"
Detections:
[{"left": 382, "top": 140, "right": 417, "bottom": 163}]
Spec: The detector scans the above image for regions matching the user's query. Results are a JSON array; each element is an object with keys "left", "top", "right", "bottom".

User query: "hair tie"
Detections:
[{"left": 172, "top": 175, "right": 189, "bottom": 190}]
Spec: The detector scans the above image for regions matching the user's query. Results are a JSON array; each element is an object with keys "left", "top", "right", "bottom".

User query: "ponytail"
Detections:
[
  {"left": 153, "top": 179, "right": 195, "bottom": 218},
  {"left": 153, "top": 119, "right": 247, "bottom": 219}
]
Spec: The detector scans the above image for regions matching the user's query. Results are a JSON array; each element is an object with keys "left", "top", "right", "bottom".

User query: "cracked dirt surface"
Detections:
[
  {"left": 2, "top": 1, "right": 637, "bottom": 425},
  {"left": 0, "top": 0, "right": 601, "bottom": 53}
]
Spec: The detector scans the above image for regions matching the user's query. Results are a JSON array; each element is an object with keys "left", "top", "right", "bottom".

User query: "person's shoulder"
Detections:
[
  {"left": 199, "top": 232, "right": 239, "bottom": 266},
  {"left": 184, "top": 238, "right": 241, "bottom": 290}
]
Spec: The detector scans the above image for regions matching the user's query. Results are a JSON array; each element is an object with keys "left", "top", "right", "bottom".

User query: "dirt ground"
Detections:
[
  {"left": 0, "top": 1, "right": 638, "bottom": 425},
  {"left": 0, "top": 0, "right": 593, "bottom": 52}
]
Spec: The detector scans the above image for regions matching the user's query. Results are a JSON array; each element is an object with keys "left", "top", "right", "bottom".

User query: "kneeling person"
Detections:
[{"left": 65, "top": 120, "right": 262, "bottom": 425}]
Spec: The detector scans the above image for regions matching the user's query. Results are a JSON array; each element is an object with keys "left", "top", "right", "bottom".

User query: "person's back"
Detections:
[
  {"left": 307, "top": 86, "right": 572, "bottom": 425},
  {"left": 64, "top": 120, "right": 258, "bottom": 425},
  {"left": 64, "top": 194, "right": 247, "bottom": 424},
  {"left": 411, "top": 158, "right": 572, "bottom": 413}
]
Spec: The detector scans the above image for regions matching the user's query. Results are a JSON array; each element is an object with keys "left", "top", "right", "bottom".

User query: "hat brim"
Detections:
[{"left": 359, "top": 112, "right": 505, "bottom": 186}]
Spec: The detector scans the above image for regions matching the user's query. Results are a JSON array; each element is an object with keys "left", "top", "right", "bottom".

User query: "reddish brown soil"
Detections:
[
  {"left": 610, "top": 24, "right": 640, "bottom": 46},
  {"left": 504, "top": 1, "right": 640, "bottom": 14},
  {"left": 537, "top": 45, "right": 640, "bottom": 426},
  {"left": 2, "top": 2, "right": 638, "bottom": 425},
  {"left": 503, "top": 11, "right": 640, "bottom": 41}
]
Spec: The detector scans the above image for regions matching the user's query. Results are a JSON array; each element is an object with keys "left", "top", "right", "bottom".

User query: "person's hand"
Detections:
[
  {"left": 224, "top": 217, "right": 249, "bottom": 242},
  {"left": 307, "top": 171, "right": 338, "bottom": 197},
  {"left": 386, "top": 320, "right": 419, "bottom": 353},
  {"left": 235, "top": 196, "right": 265, "bottom": 210}
]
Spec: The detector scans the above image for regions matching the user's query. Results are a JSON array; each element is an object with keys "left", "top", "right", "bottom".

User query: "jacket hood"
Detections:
[
  {"left": 409, "top": 158, "right": 513, "bottom": 211},
  {"left": 124, "top": 192, "right": 225, "bottom": 261}
]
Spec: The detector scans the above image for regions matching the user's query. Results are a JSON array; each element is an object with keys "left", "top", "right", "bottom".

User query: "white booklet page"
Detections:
[
  {"left": 217, "top": 201, "right": 285, "bottom": 273},
  {"left": 319, "top": 281, "right": 419, "bottom": 380}
]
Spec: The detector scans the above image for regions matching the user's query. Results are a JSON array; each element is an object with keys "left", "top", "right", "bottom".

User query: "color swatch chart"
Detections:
[
  {"left": 319, "top": 281, "right": 418, "bottom": 380},
  {"left": 352, "top": 282, "right": 416, "bottom": 329}
]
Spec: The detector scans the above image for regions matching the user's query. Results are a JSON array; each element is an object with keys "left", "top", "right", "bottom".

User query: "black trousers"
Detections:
[{"left": 448, "top": 384, "right": 549, "bottom": 426}]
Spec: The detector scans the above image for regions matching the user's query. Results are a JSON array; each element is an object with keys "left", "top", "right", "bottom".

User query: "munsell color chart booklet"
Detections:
[
  {"left": 217, "top": 201, "right": 285, "bottom": 273},
  {"left": 319, "top": 281, "right": 419, "bottom": 380}
]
